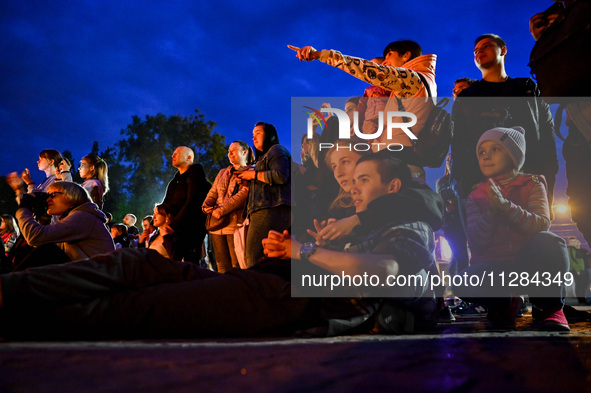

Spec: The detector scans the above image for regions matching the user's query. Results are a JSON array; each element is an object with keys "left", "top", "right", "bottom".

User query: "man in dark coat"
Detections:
[{"left": 162, "top": 146, "right": 211, "bottom": 263}]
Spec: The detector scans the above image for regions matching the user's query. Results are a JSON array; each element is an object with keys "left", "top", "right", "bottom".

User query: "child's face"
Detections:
[
  {"left": 477, "top": 141, "right": 515, "bottom": 178},
  {"left": 78, "top": 159, "right": 94, "bottom": 179}
]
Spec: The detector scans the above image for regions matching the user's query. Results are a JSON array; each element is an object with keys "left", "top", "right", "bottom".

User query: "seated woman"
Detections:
[
  {"left": 323, "top": 138, "right": 372, "bottom": 220},
  {"left": 137, "top": 204, "right": 176, "bottom": 259},
  {"left": 292, "top": 138, "right": 373, "bottom": 247},
  {"left": 10, "top": 181, "right": 115, "bottom": 270}
]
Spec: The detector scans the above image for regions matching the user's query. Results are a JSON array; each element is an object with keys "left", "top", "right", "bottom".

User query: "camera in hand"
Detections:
[{"left": 20, "top": 192, "right": 52, "bottom": 223}]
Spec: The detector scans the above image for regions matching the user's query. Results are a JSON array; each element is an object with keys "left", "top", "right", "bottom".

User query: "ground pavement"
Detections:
[{"left": 1, "top": 306, "right": 591, "bottom": 393}]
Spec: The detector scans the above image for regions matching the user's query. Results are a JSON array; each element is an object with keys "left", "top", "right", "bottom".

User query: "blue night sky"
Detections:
[{"left": 0, "top": 0, "right": 568, "bottom": 201}]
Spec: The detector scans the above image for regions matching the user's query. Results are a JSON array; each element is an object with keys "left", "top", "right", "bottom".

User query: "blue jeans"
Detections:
[
  {"left": 454, "top": 232, "right": 568, "bottom": 312},
  {"left": 210, "top": 233, "right": 239, "bottom": 273},
  {"left": 245, "top": 205, "right": 291, "bottom": 268}
]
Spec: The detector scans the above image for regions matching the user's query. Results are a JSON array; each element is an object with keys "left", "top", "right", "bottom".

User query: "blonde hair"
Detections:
[
  {"left": 329, "top": 188, "right": 355, "bottom": 211},
  {"left": 301, "top": 132, "right": 320, "bottom": 168},
  {"left": 1, "top": 214, "right": 20, "bottom": 237},
  {"left": 82, "top": 154, "right": 109, "bottom": 194},
  {"left": 324, "top": 137, "right": 371, "bottom": 170},
  {"left": 49, "top": 181, "right": 91, "bottom": 207},
  {"left": 324, "top": 138, "right": 373, "bottom": 211}
]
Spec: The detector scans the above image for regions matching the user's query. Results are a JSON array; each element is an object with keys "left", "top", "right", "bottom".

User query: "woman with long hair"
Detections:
[
  {"left": 301, "top": 132, "right": 320, "bottom": 170},
  {"left": 138, "top": 204, "right": 176, "bottom": 259},
  {"left": 1, "top": 215, "right": 20, "bottom": 258},
  {"left": 202, "top": 141, "right": 254, "bottom": 273},
  {"left": 9, "top": 149, "right": 63, "bottom": 194},
  {"left": 323, "top": 138, "right": 373, "bottom": 218},
  {"left": 60, "top": 154, "right": 109, "bottom": 209},
  {"left": 236, "top": 122, "right": 292, "bottom": 267},
  {"left": 0, "top": 151, "right": 443, "bottom": 340}
]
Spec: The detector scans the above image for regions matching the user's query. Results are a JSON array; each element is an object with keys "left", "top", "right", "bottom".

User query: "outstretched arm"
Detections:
[{"left": 289, "top": 45, "right": 422, "bottom": 97}]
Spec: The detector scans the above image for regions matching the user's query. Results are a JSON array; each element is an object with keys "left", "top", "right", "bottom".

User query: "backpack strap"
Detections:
[
  {"left": 416, "top": 73, "right": 449, "bottom": 109},
  {"left": 416, "top": 73, "right": 432, "bottom": 98}
]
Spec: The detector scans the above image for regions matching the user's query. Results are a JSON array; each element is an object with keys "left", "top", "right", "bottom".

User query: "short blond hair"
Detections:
[{"left": 49, "top": 181, "right": 91, "bottom": 207}]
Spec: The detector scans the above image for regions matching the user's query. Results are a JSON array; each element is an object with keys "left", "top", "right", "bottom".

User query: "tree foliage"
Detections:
[
  {"left": 0, "top": 111, "right": 228, "bottom": 223},
  {"left": 109, "top": 110, "right": 229, "bottom": 221}
]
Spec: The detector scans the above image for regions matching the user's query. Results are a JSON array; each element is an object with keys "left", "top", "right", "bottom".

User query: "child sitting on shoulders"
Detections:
[{"left": 459, "top": 126, "right": 570, "bottom": 331}]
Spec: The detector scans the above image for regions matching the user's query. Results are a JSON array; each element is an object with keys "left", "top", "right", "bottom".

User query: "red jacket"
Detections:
[{"left": 468, "top": 174, "right": 548, "bottom": 265}]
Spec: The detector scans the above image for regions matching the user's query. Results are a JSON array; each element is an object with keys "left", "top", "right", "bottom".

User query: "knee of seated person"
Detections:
[
  {"left": 528, "top": 231, "right": 565, "bottom": 248},
  {"left": 527, "top": 232, "right": 569, "bottom": 270}
]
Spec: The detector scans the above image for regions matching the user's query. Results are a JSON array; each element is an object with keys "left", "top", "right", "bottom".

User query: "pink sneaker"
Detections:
[{"left": 541, "top": 309, "right": 570, "bottom": 332}]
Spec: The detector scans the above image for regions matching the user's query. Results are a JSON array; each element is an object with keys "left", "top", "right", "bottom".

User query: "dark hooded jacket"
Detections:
[
  {"left": 319, "top": 183, "right": 443, "bottom": 336},
  {"left": 356, "top": 182, "right": 444, "bottom": 233}
]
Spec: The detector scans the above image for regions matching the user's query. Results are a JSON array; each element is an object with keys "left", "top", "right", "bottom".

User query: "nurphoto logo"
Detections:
[{"left": 305, "top": 107, "right": 418, "bottom": 152}]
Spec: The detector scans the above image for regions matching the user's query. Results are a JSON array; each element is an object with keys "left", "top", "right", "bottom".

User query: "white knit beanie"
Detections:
[{"left": 476, "top": 126, "right": 526, "bottom": 170}]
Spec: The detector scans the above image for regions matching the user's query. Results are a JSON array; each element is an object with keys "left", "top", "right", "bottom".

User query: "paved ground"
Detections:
[{"left": 1, "top": 305, "right": 591, "bottom": 393}]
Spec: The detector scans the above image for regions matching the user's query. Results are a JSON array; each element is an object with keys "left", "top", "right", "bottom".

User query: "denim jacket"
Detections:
[{"left": 247, "top": 144, "right": 292, "bottom": 215}]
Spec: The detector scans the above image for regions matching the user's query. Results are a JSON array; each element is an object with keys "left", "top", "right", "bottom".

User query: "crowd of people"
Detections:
[
  {"left": 0, "top": 126, "right": 291, "bottom": 273},
  {"left": 0, "top": 1, "right": 589, "bottom": 339}
]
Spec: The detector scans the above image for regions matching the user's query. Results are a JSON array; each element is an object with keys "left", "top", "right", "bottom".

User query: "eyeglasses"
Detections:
[{"left": 47, "top": 191, "right": 64, "bottom": 199}]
